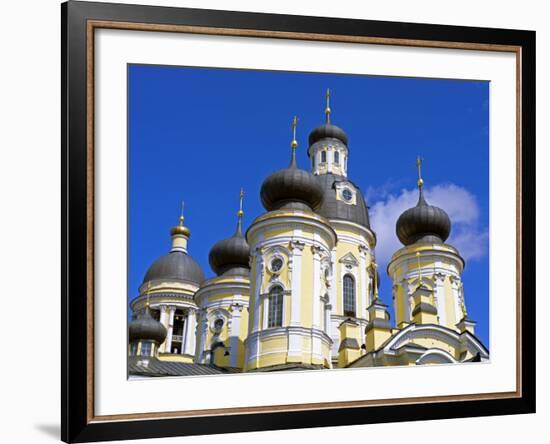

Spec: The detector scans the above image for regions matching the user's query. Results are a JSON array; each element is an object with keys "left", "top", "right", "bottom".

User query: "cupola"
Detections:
[
  {"left": 396, "top": 157, "right": 451, "bottom": 246},
  {"left": 308, "top": 89, "right": 349, "bottom": 177},
  {"left": 260, "top": 116, "right": 323, "bottom": 212},
  {"left": 209, "top": 189, "right": 251, "bottom": 276}
]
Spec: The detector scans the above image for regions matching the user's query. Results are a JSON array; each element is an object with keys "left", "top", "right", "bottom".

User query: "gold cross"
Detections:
[
  {"left": 238, "top": 188, "right": 244, "bottom": 218},
  {"left": 179, "top": 200, "right": 185, "bottom": 225},
  {"left": 416, "top": 156, "right": 424, "bottom": 188},
  {"left": 291, "top": 116, "right": 298, "bottom": 149},
  {"left": 325, "top": 88, "right": 331, "bottom": 123}
]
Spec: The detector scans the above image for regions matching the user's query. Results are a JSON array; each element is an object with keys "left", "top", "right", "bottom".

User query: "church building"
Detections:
[{"left": 128, "top": 91, "right": 489, "bottom": 377}]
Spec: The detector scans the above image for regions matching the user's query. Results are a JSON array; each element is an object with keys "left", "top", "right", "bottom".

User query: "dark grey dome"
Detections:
[
  {"left": 209, "top": 221, "right": 250, "bottom": 276},
  {"left": 261, "top": 149, "right": 323, "bottom": 212},
  {"left": 143, "top": 251, "right": 205, "bottom": 285},
  {"left": 396, "top": 188, "right": 451, "bottom": 245},
  {"left": 309, "top": 123, "right": 348, "bottom": 146},
  {"left": 314, "top": 174, "right": 370, "bottom": 228},
  {"left": 129, "top": 307, "right": 167, "bottom": 344}
]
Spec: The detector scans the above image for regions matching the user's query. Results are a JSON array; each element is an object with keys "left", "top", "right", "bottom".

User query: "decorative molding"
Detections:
[
  {"left": 289, "top": 240, "right": 306, "bottom": 251},
  {"left": 339, "top": 251, "right": 359, "bottom": 267}
]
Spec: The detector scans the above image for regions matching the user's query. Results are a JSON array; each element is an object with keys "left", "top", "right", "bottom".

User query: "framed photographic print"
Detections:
[{"left": 61, "top": 1, "right": 536, "bottom": 442}]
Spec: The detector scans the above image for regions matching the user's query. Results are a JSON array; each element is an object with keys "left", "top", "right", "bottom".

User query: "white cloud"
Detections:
[{"left": 369, "top": 184, "right": 488, "bottom": 268}]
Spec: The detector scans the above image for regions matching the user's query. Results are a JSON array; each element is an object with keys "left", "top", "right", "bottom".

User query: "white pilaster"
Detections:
[
  {"left": 403, "top": 280, "right": 412, "bottom": 323},
  {"left": 288, "top": 240, "right": 305, "bottom": 358},
  {"left": 183, "top": 308, "right": 197, "bottom": 356},
  {"left": 165, "top": 306, "right": 176, "bottom": 353},
  {"left": 229, "top": 303, "right": 244, "bottom": 367},
  {"left": 159, "top": 305, "right": 169, "bottom": 352},
  {"left": 450, "top": 276, "right": 462, "bottom": 325},
  {"left": 312, "top": 246, "right": 322, "bottom": 329},
  {"left": 252, "top": 251, "right": 264, "bottom": 333},
  {"left": 358, "top": 246, "right": 368, "bottom": 319},
  {"left": 289, "top": 241, "right": 304, "bottom": 326},
  {"left": 434, "top": 273, "right": 447, "bottom": 327},
  {"left": 196, "top": 309, "right": 209, "bottom": 363}
]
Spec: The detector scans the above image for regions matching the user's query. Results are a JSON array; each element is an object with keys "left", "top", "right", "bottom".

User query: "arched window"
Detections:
[
  {"left": 321, "top": 150, "right": 327, "bottom": 163},
  {"left": 140, "top": 341, "right": 152, "bottom": 356},
  {"left": 343, "top": 274, "right": 356, "bottom": 317},
  {"left": 334, "top": 150, "right": 340, "bottom": 164},
  {"left": 268, "top": 285, "right": 284, "bottom": 328}
]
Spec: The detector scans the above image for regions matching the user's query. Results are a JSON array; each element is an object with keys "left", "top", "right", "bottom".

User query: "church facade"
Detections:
[{"left": 128, "top": 92, "right": 489, "bottom": 377}]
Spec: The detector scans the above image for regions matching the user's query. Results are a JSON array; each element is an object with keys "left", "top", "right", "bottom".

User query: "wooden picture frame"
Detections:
[{"left": 62, "top": 1, "right": 535, "bottom": 442}]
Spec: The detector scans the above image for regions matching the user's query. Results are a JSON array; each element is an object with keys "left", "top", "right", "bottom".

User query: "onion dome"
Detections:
[
  {"left": 396, "top": 158, "right": 451, "bottom": 246},
  {"left": 260, "top": 116, "right": 323, "bottom": 212},
  {"left": 129, "top": 305, "right": 167, "bottom": 344},
  {"left": 308, "top": 88, "right": 349, "bottom": 146},
  {"left": 142, "top": 208, "right": 205, "bottom": 285},
  {"left": 209, "top": 189, "right": 251, "bottom": 276}
]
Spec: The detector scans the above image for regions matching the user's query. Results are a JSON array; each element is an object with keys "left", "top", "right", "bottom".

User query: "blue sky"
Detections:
[{"left": 128, "top": 64, "right": 489, "bottom": 347}]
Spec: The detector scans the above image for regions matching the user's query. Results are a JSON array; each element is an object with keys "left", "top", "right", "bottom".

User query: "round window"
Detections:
[
  {"left": 214, "top": 318, "right": 224, "bottom": 331},
  {"left": 271, "top": 257, "right": 283, "bottom": 272},
  {"left": 342, "top": 188, "right": 353, "bottom": 201}
]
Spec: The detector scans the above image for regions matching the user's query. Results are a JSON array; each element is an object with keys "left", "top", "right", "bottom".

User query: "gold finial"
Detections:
[
  {"left": 325, "top": 88, "right": 331, "bottom": 124},
  {"left": 291, "top": 115, "right": 298, "bottom": 149},
  {"left": 179, "top": 200, "right": 185, "bottom": 226},
  {"left": 416, "top": 251, "right": 423, "bottom": 285},
  {"left": 416, "top": 156, "right": 424, "bottom": 189},
  {"left": 238, "top": 188, "right": 244, "bottom": 218},
  {"left": 372, "top": 262, "right": 379, "bottom": 300},
  {"left": 171, "top": 201, "right": 191, "bottom": 237}
]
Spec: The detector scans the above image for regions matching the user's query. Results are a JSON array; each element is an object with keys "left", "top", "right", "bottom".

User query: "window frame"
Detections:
[
  {"left": 343, "top": 274, "right": 356, "bottom": 317},
  {"left": 267, "top": 285, "right": 284, "bottom": 328}
]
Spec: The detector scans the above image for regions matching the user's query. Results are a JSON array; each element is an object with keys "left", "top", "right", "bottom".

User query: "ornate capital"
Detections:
[
  {"left": 449, "top": 275, "right": 461, "bottom": 287},
  {"left": 230, "top": 302, "right": 244, "bottom": 313},
  {"left": 358, "top": 244, "right": 369, "bottom": 255},
  {"left": 434, "top": 272, "right": 446, "bottom": 284},
  {"left": 289, "top": 240, "right": 305, "bottom": 251},
  {"left": 311, "top": 245, "right": 322, "bottom": 258}
]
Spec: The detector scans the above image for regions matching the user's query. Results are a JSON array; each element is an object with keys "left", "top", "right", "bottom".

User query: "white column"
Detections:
[
  {"left": 324, "top": 303, "right": 331, "bottom": 334},
  {"left": 165, "top": 306, "right": 176, "bottom": 353},
  {"left": 329, "top": 249, "right": 339, "bottom": 357},
  {"left": 312, "top": 246, "right": 321, "bottom": 329},
  {"left": 434, "top": 273, "right": 447, "bottom": 327},
  {"left": 289, "top": 241, "right": 304, "bottom": 326},
  {"left": 252, "top": 250, "right": 264, "bottom": 333},
  {"left": 183, "top": 308, "right": 197, "bottom": 356},
  {"left": 358, "top": 246, "right": 368, "bottom": 319},
  {"left": 402, "top": 279, "right": 412, "bottom": 323},
  {"left": 288, "top": 241, "right": 305, "bottom": 359},
  {"left": 229, "top": 303, "right": 244, "bottom": 367},
  {"left": 159, "top": 305, "right": 169, "bottom": 352},
  {"left": 450, "top": 276, "right": 462, "bottom": 325},
  {"left": 196, "top": 309, "right": 209, "bottom": 363}
]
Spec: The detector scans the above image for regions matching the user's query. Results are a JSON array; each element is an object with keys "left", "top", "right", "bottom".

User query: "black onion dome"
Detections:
[
  {"left": 129, "top": 307, "right": 167, "bottom": 344},
  {"left": 260, "top": 150, "right": 323, "bottom": 211},
  {"left": 143, "top": 251, "right": 204, "bottom": 285},
  {"left": 308, "top": 123, "right": 348, "bottom": 147},
  {"left": 396, "top": 188, "right": 451, "bottom": 246},
  {"left": 314, "top": 174, "right": 370, "bottom": 228},
  {"left": 209, "top": 221, "right": 250, "bottom": 276}
]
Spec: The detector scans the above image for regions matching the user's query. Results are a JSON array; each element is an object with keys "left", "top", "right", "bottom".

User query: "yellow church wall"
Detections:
[
  {"left": 407, "top": 337, "right": 457, "bottom": 357},
  {"left": 158, "top": 353, "right": 194, "bottom": 363},
  {"left": 394, "top": 285, "right": 406, "bottom": 327},
  {"left": 207, "top": 293, "right": 234, "bottom": 302}
]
